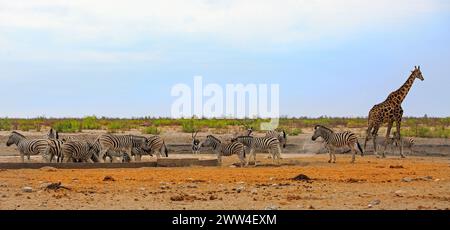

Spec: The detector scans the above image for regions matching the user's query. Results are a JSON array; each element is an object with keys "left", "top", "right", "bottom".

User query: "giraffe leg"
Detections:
[
  {"left": 396, "top": 120, "right": 405, "bottom": 158},
  {"left": 383, "top": 122, "right": 393, "bottom": 158},
  {"left": 364, "top": 126, "right": 373, "bottom": 153},
  {"left": 372, "top": 126, "right": 380, "bottom": 158}
]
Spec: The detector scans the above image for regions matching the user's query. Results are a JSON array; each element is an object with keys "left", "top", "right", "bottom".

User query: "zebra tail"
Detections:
[{"left": 357, "top": 141, "right": 364, "bottom": 156}]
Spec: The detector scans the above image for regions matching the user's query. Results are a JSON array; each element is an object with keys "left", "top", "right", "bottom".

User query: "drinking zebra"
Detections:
[
  {"left": 191, "top": 131, "right": 201, "bottom": 154},
  {"left": 6, "top": 131, "right": 48, "bottom": 162},
  {"left": 312, "top": 125, "right": 364, "bottom": 164},
  {"left": 231, "top": 136, "right": 282, "bottom": 166},
  {"left": 391, "top": 131, "right": 415, "bottom": 155},
  {"left": 134, "top": 135, "right": 168, "bottom": 161},
  {"left": 87, "top": 140, "right": 149, "bottom": 163},
  {"left": 61, "top": 140, "right": 94, "bottom": 163},
  {"left": 201, "top": 135, "right": 246, "bottom": 167},
  {"left": 96, "top": 134, "right": 150, "bottom": 163}
]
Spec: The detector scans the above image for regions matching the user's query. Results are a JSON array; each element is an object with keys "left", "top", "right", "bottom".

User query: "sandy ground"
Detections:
[{"left": 0, "top": 155, "right": 449, "bottom": 210}]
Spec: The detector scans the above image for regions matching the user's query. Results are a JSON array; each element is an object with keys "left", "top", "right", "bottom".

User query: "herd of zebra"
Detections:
[
  {"left": 5, "top": 125, "right": 414, "bottom": 165},
  {"left": 6, "top": 129, "right": 168, "bottom": 163}
]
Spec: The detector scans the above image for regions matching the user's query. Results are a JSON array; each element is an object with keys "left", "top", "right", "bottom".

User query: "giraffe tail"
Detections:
[{"left": 357, "top": 141, "right": 364, "bottom": 157}]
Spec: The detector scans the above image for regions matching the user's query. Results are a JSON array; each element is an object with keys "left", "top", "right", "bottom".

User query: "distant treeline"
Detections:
[{"left": 0, "top": 116, "right": 449, "bottom": 138}]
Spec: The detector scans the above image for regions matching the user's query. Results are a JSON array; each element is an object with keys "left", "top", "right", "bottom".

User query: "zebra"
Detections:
[
  {"left": 391, "top": 131, "right": 415, "bottom": 155},
  {"left": 265, "top": 130, "right": 287, "bottom": 148},
  {"left": 44, "top": 138, "right": 66, "bottom": 163},
  {"left": 311, "top": 125, "right": 364, "bottom": 164},
  {"left": 46, "top": 128, "right": 59, "bottom": 139},
  {"left": 201, "top": 135, "right": 246, "bottom": 167},
  {"left": 61, "top": 140, "right": 94, "bottom": 163},
  {"left": 6, "top": 131, "right": 48, "bottom": 162},
  {"left": 191, "top": 131, "right": 201, "bottom": 154},
  {"left": 134, "top": 135, "right": 168, "bottom": 160},
  {"left": 231, "top": 136, "right": 282, "bottom": 166},
  {"left": 96, "top": 134, "right": 151, "bottom": 163},
  {"left": 264, "top": 130, "right": 287, "bottom": 159},
  {"left": 86, "top": 140, "right": 148, "bottom": 163}
]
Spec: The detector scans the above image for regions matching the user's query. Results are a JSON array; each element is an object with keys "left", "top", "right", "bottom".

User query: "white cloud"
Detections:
[{"left": 0, "top": 0, "right": 448, "bottom": 60}]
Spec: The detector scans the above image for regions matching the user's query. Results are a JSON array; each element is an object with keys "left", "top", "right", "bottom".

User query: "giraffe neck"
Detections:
[{"left": 387, "top": 72, "right": 416, "bottom": 106}]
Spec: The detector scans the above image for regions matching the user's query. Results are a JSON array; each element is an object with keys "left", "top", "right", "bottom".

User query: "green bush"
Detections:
[
  {"left": 289, "top": 128, "right": 303, "bottom": 136},
  {"left": 0, "top": 119, "right": 11, "bottom": 131},
  {"left": 53, "top": 120, "right": 82, "bottom": 133},
  {"left": 82, "top": 116, "right": 102, "bottom": 130},
  {"left": 107, "top": 121, "right": 129, "bottom": 133},
  {"left": 143, "top": 126, "right": 161, "bottom": 135},
  {"left": 181, "top": 120, "right": 197, "bottom": 133}
]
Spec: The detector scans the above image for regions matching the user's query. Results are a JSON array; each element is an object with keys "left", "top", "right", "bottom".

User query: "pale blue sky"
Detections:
[{"left": 0, "top": 0, "right": 449, "bottom": 118}]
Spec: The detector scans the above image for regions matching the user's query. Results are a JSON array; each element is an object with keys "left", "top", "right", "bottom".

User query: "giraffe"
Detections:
[{"left": 364, "top": 66, "right": 424, "bottom": 158}]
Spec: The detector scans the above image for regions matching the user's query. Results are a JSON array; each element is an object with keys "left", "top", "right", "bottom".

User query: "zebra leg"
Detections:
[
  {"left": 98, "top": 149, "right": 107, "bottom": 163},
  {"left": 217, "top": 153, "right": 222, "bottom": 165},
  {"left": 333, "top": 151, "right": 337, "bottom": 163},
  {"left": 246, "top": 149, "right": 254, "bottom": 166},
  {"left": 276, "top": 144, "right": 282, "bottom": 164},
  {"left": 253, "top": 149, "right": 258, "bottom": 167},
  {"left": 126, "top": 148, "right": 133, "bottom": 162},
  {"left": 136, "top": 153, "right": 142, "bottom": 162},
  {"left": 20, "top": 153, "right": 25, "bottom": 163},
  {"left": 238, "top": 149, "right": 246, "bottom": 167},
  {"left": 328, "top": 146, "right": 336, "bottom": 163},
  {"left": 350, "top": 144, "right": 356, "bottom": 164},
  {"left": 327, "top": 146, "right": 332, "bottom": 163}
]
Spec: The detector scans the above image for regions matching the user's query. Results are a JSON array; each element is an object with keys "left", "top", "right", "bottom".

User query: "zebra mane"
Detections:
[
  {"left": 207, "top": 135, "right": 221, "bottom": 143},
  {"left": 314, "top": 125, "right": 334, "bottom": 133},
  {"left": 11, "top": 131, "right": 26, "bottom": 138}
]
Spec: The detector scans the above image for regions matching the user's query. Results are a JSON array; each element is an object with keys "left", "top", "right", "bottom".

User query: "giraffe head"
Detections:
[{"left": 411, "top": 66, "right": 424, "bottom": 81}]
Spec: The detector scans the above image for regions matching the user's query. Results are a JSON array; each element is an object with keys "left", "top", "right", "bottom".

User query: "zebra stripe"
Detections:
[
  {"left": 96, "top": 134, "right": 149, "bottom": 163},
  {"left": 6, "top": 131, "right": 48, "bottom": 162},
  {"left": 142, "top": 135, "right": 168, "bottom": 159},
  {"left": 265, "top": 130, "right": 287, "bottom": 148},
  {"left": 201, "top": 135, "right": 246, "bottom": 167},
  {"left": 312, "top": 125, "right": 363, "bottom": 163},
  {"left": 44, "top": 138, "right": 65, "bottom": 163},
  {"left": 231, "top": 136, "right": 281, "bottom": 166},
  {"left": 86, "top": 140, "right": 143, "bottom": 163},
  {"left": 61, "top": 140, "right": 93, "bottom": 163}
]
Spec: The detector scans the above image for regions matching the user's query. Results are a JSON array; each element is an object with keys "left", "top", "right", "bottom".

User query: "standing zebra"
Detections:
[
  {"left": 191, "top": 131, "right": 201, "bottom": 155},
  {"left": 44, "top": 138, "right": 66, "bottom": 163},
  {"left": 231, "top": 136, "right": 282, "bottom": 166},
  {"left": 312, "top": 125, "right": 364, "bottom": 164},
  {"left": 96, "top": 134, "right": 150, "bottom": 163},
  {"left": 265, "top": 130, "right": 287, "bottom": 148},
  {"left": 6, "top": 131, "right": 48, "bottom": 162},
  {"left": 61, "top": 140, "right": 94, "bottom": 163},
  {"left": 201, "top": 135, "right": 246, "bottom": 167},
  {"left": 134, "top": 135, "right": 168, "bottom": 161}
]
